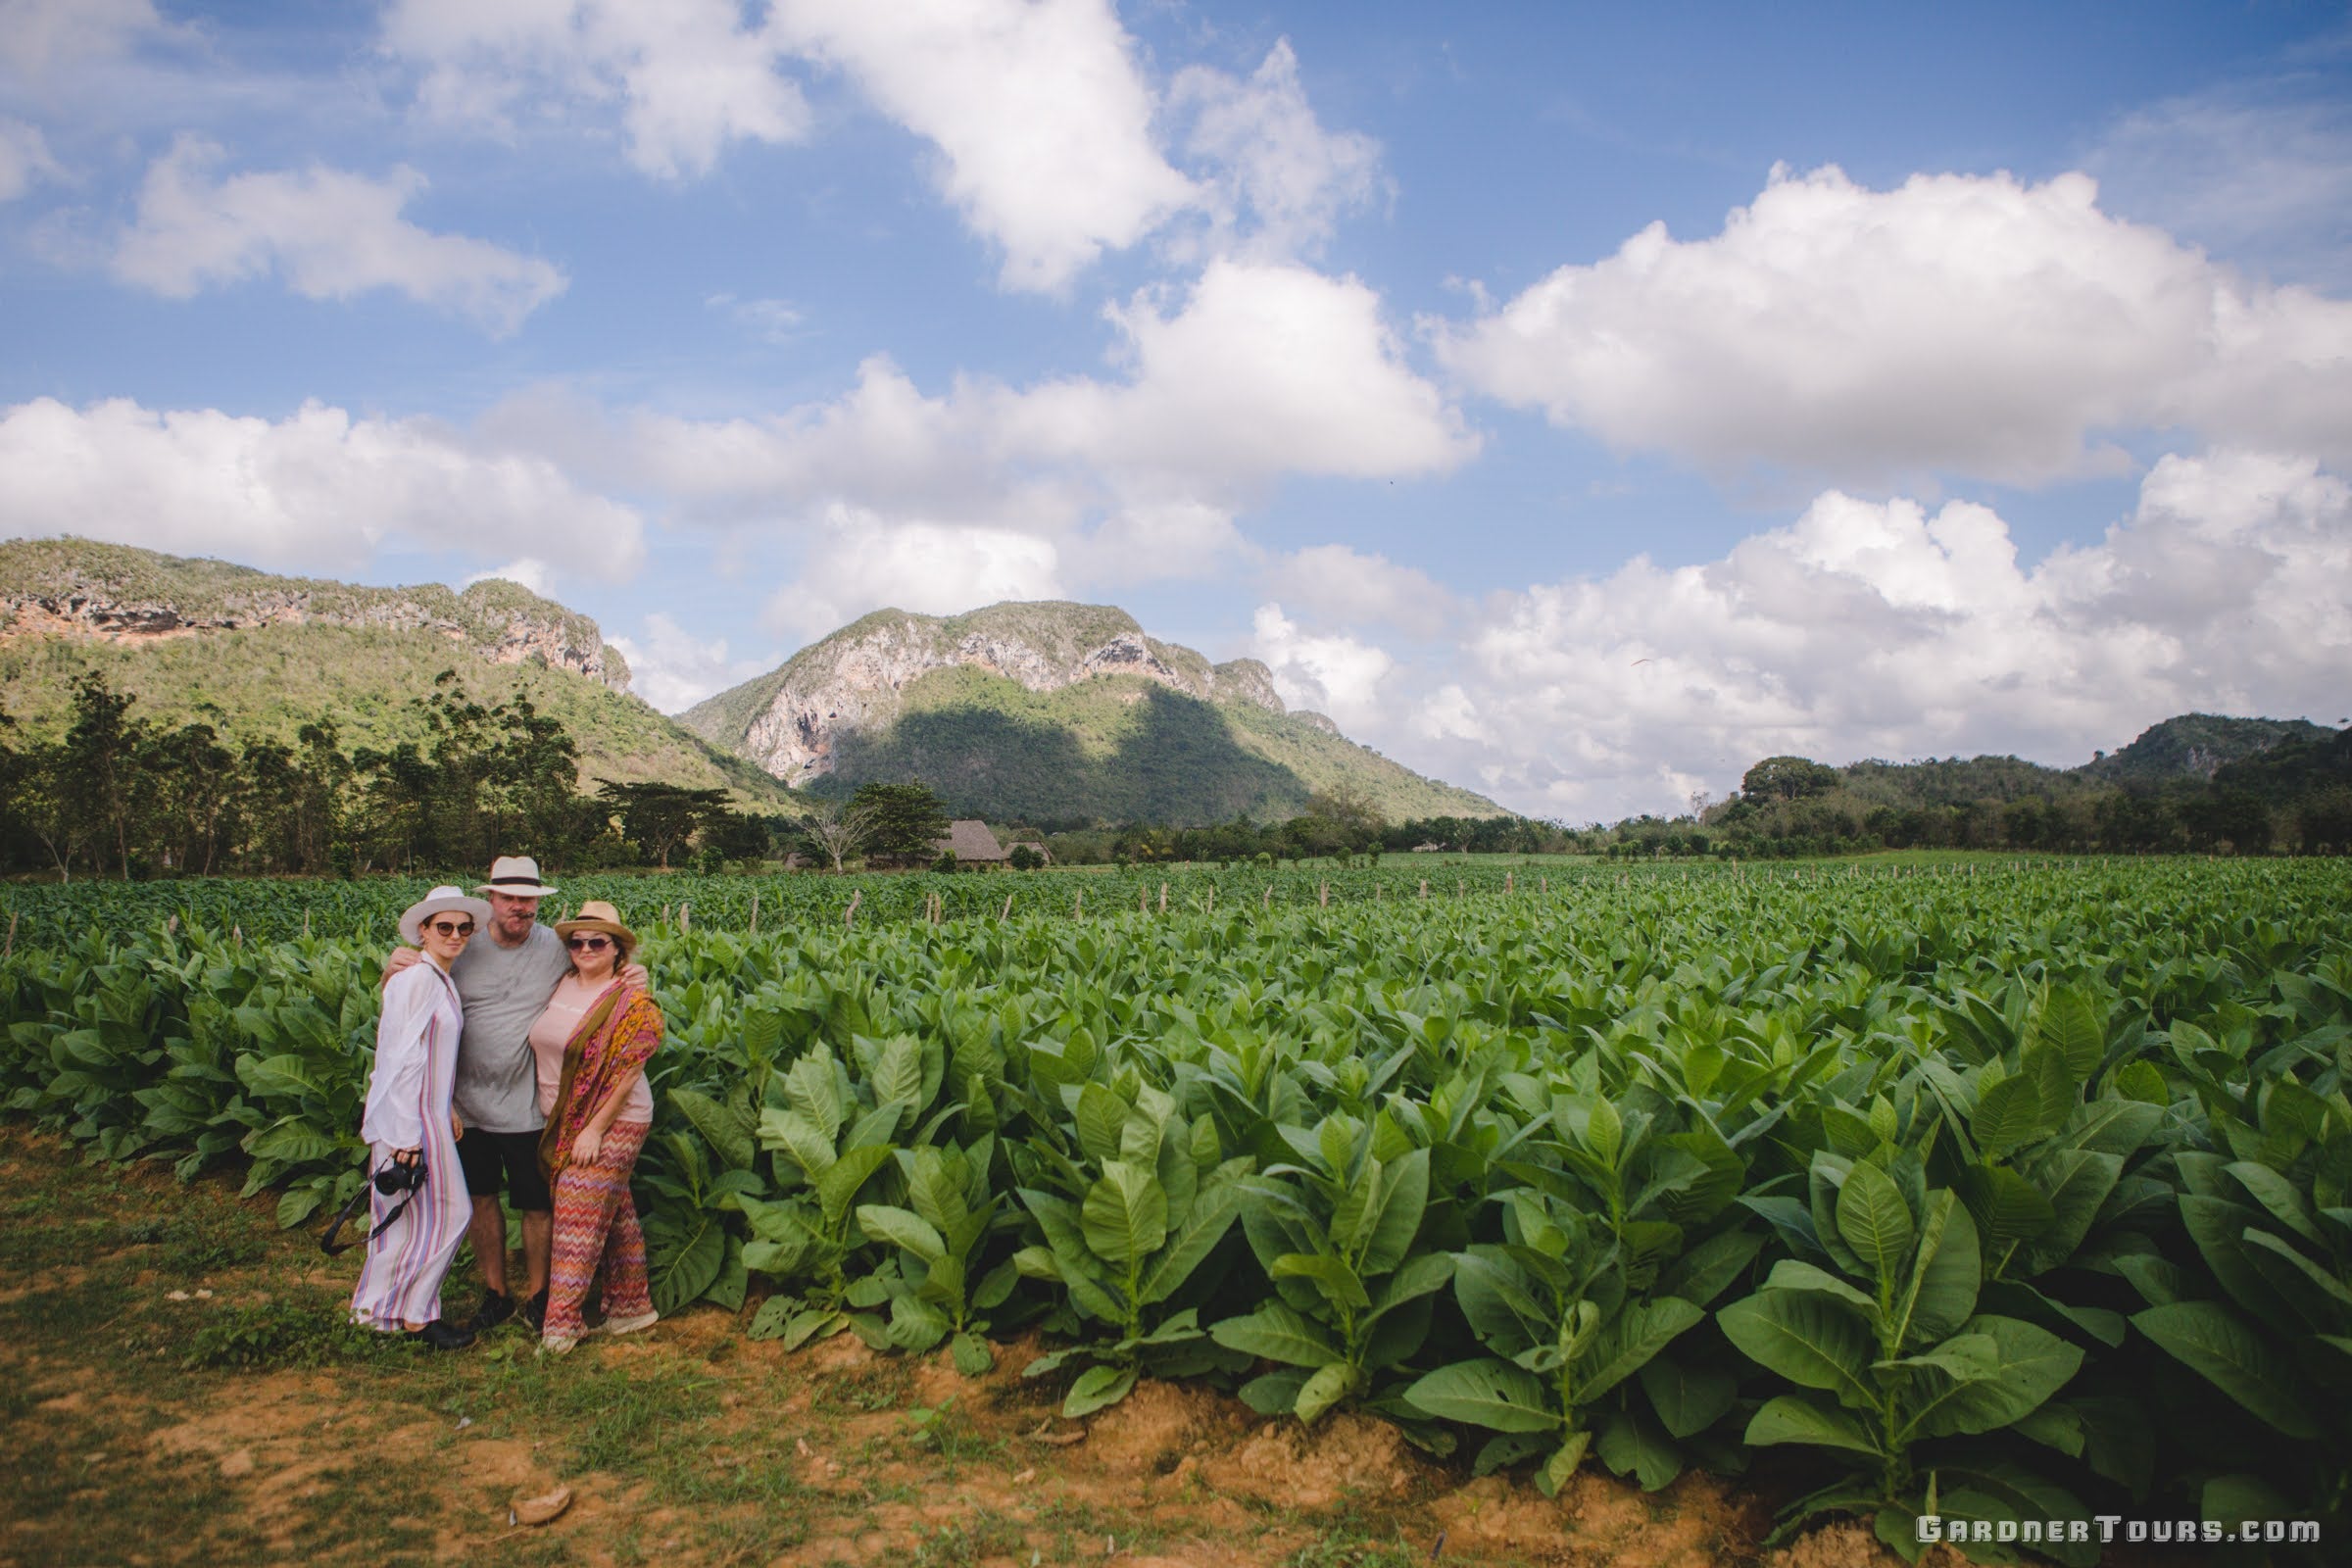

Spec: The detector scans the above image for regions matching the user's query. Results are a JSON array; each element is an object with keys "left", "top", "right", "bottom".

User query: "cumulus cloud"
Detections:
[
  {"left": 1167, "top": 38, "right": 1384, "bottom": 263},
  {"left": 1436, "top": 164, "right": 2352, "bottom": 487},
  {"left": 609, "top": 611, "right": 776, "bottom": 711},
  {"left": 0, "top": 395, "right": 644, "bottom": 581},
  {"left": 461, "top": 557, "right": 553, "bottom": 596},
  {"left": 765, "top": 510, "right": 1065, "bottom": 641},
  {"left": 0, "top": 0, "right": 164, "bottom": 77},
  {"left": 1404, "top": 449, "right": 2350, "bottom": 821},
  {"left": 109, "top": 136, "right": 567, "bottom": 334},
  {"left": 380, "top": 0, "right": 808, "bottom": 178},
  {"left": 482, "top": 261, "right": 1465, "bottom": 601},
  {"left": 1016, "top": 260, "right": 1478, "bottom": 484},
  {"left": 772, "top": 0, "right": 1194, "bottom": 292},
  {"left": 0, "top": 118, "right": 60, "bottom": 201},
  {"left": 1250, "top": 603, "right": 1394, "bottom": 730},
  {"left": 1262, "top": 544, "right": 1455, "bottom": 639}
]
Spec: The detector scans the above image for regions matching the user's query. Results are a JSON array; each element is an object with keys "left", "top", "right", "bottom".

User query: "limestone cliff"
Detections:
[
  {"left": 0, "top": 537, "right": 630, "bottom": 691},
  {"left": 685, "top": 602, "right": 1285, "bottom": 787}
]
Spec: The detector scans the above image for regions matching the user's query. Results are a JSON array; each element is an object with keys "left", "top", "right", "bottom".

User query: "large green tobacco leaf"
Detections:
[
  {"left": 1897, "top": 1314, "right": 2082, "bottom": 1440},
  {"left": 1835, "top": 1160, "right": 1914, "bottom": 1285},
  {"left": 1717, "top": 1291, "right": 1876, "bottom": 1410},
  {"left": 1402, "top": 1358, "right": 1556, "bottom": 1433},
  {"left": 1080, "top": 1160, "right": 1168, "bottom": 1266},
  {"left": 2132, "top": 1299, "right": 2323, "bottom": 1438},
  {"left": 1744, "top": 1395, "right": 1882, "bottom": 1456}
]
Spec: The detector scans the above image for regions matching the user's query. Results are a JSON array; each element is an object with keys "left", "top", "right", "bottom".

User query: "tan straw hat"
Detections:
[
  {"left": 399, "top": 885, "right": 493, "bottom": 947},
  {"left": 554, "top": 900, "right": 637, "bottom": 958},
  {"left": 476, "top": 854, "right": 560, "bottom": 898}
]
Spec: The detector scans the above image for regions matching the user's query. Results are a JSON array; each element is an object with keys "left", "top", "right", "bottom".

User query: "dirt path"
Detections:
[{"left": 0, "top": 1125, "right": 1927, "bottom": 1568}]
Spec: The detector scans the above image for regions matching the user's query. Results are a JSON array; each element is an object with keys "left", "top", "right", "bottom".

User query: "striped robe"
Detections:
[{"left": 350, "top": 959, "right": 473, "bottom": 1331}]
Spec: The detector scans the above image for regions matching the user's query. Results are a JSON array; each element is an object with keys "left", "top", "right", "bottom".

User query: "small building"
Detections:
[{"left": 930, "top": 819, "right": 1010, "bottom": 864}]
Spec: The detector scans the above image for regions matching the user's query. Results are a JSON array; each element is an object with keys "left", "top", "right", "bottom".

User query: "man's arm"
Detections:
[{"left": 380, "top": 947, "right": 421, "bottom": 988}]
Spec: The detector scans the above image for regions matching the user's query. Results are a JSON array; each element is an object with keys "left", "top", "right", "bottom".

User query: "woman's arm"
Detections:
[
  {"left": 361, "top": 972, "right": 429, "bottom": 1150},
  {"left": 571, "top": 999, "right": 659, "bottom": 1163}
]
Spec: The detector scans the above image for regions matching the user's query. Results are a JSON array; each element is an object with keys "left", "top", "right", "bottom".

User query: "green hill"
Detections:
[
  {"left": 2079, "top": 712, "right": 2337, "bottom": 785},
  {"left": 684, "top": 601, "right": 1508, "bottom": 826},
  {"left": 0, "top": 539, "right": 795, "bottom": 806}
]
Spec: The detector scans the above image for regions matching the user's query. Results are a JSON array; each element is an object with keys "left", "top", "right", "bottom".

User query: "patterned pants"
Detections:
[{"left": 544, "top": 1119, "right": 654, "bottom": 1342}]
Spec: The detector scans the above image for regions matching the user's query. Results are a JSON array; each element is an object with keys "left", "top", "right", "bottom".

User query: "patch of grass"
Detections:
[
  {"left": 1034, "top": 1495, "right": 1170, "bottom": 1559},
  {"left": 180, "top": 1293, "right": 384, "bottom": 1370},
  {"left": 1283, "top": 1523, "right": 1424, "bottom": 1567},
  {"left": 813, "top": 1354, "right": 915, "bottom": 1414},
  {"left": 911, "top": 1508, "right": 1028, "bottom": 1566}
]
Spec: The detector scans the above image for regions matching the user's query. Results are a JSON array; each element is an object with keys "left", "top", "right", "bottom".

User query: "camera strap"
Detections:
[{"left": 318, "top": 1162, "right": 424, "bottom": 1256}]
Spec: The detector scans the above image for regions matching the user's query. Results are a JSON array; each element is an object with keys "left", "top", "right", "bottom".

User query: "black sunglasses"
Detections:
[
  {"left": 565, "top": 935, "right": 613, "bottom": 952},
  {"left": 424, "top": 919, "right": 475, "bottom": 938}
]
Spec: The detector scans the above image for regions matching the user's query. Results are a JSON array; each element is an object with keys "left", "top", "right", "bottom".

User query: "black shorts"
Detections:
[{"left": 454, "top": 1127, "right": 552, "bottom": 1212}]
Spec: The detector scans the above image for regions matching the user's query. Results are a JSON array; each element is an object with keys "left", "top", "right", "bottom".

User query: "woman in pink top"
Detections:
[{"left": 529, "top": 900, "right": 663, "bottom": 1353}]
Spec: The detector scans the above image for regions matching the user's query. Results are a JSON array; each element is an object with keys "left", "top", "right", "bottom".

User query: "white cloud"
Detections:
[
  {"left": 1167, "top": 38, "right": 1384, "bottom": 263},
  {"left": 1249, "top": 603, "right": 1394, "bottom": 729},
  {"left": 765, "top": 510, "right": 1064, "bottom": 640},
  {"left": 1263, "top": 544, "right": 1455, "bottom": 639},
  {"left": 462, "top": 557, "right": 553, "bottom": 595},
  {"left": 771, "top": 0, "right": 1195, "bottom": 291},
  {"left": 1436, "top": 164, "right": 2352, "bottom": 487},
  {"left": 0, "top": 118, "right": 60, "bottom": 201},
  {"left": 380, "top": 0, "right": 808, "bottom": 178},
  {"left": 609, "top": 611, "right": 775, "bottom": 711},
  {"left": 483, "top": 262, "right": 1466, "bottom": 589},
  {"left": 0, "top": 0, "right": 164, "bottom": 77},
  {"left": 1403, "top": 449, "right": 2350, "bottom": 820},
  {"left": 1016, "top": 259, "right": 1478, "bottom": 484},
  {"left": 109, "top": 136, "right": 567, "bottom": 334},
  {"left": 708, "top": 292, "right": 804, "bottom": 343},
  {"left": 0, "top": 395, "right": 644, "bottom": 582}
]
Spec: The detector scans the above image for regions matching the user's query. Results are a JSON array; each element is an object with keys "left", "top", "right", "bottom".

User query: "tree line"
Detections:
[
  {"left": 0, "top": 671, "right": 784, "bottom": 881},
  {"left": 1591, "top": 741, "right": 2352, "bottom": 860}
]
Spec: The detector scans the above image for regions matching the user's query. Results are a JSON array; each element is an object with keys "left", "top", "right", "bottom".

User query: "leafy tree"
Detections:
[
  {"left": 849, "top": 781, "right": 950, "bottom": 859},
  {"left": 1741, "top": 755, "right": 1839, "bottom": 803},
  {"left": 599, "top": 781, "right": 731, "bottom": 870}
]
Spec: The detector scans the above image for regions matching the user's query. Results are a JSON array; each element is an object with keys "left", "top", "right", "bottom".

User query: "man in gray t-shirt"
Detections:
[{"left": 385, "top": 855, "right": 578, "bottom": 1333}]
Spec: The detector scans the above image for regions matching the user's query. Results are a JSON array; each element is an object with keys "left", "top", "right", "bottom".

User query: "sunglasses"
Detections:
[
  {"left": 424, "top": 919, "right": 475, "bottom": 938},
  {"left": 565, "top": 935, "right": 614, "bottom": 952}
]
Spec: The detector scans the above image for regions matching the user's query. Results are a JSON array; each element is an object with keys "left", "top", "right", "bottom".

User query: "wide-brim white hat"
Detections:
[
  {"left": 400, "top": 886, "right": 493, "bottom": 947},
  {"left": 475, "top": 855, "right": 560, "bottom": 898}
]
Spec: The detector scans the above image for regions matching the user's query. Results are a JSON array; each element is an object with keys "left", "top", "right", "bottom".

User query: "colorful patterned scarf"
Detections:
[{"left": 537, "top": 981, "right": 663, "bottom": 1184}]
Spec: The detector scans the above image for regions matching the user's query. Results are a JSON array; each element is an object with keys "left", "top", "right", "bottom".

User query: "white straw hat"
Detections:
[
  {"left": 475, "top": 855, "right": 560, "bottom": 898},
  {"left": 399, "top": 885, "right": 493, "bottom": 947}
]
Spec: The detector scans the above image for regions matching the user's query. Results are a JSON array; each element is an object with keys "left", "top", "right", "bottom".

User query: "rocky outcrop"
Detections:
[
  {"left": 0, "top": 539, "right": 629, "bottom": 691},
  {"left": 707, "top": 602, "right": 1287, "bottom": 786}
]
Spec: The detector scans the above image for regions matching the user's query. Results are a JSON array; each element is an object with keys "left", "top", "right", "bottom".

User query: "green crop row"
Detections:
[
  {"left": 3, "top": 856, "right": 2034, "bottom": 944},
  {"left": 4, "top": 858, "right": 2349, "bottom": 1563}
]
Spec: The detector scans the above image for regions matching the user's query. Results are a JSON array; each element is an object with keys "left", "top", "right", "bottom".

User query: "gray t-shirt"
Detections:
[{"left": 449, "top": 922, "right": 570, "bottom": 1133}]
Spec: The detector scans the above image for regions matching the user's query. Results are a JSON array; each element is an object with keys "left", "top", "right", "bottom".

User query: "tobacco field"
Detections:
[{"left": 4, "top": 858, "right": 2349, "bottom": 1563}]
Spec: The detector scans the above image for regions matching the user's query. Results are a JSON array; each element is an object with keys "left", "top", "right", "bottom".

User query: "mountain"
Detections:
[
  {"left": 682, "top": 601, "right": 1509, "bottom": 824},
  {"left": 2078, "top": 712, "right": 2338, "bottom": 786},
  {"left": 0, "top": 537, "right": 792, "bottom": 803}
]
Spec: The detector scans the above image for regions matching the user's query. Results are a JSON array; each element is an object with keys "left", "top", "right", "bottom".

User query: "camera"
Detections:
[{"left": 374, "top": 1157, "right": 425, "bottom": 1196}]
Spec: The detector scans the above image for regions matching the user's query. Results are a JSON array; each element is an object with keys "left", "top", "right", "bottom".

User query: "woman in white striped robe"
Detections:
[{"left": 351, "top": 886, "right": 486, "bottom": 1347}]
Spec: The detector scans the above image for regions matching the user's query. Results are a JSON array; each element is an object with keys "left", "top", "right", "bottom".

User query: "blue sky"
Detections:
[{"left": 2, "top": 1, "right": 2348, "bottom": 820}]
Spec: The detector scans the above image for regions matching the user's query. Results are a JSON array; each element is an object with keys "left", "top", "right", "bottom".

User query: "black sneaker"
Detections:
[
  {"left": 408, "top": 1319, "right": 475, "bottom": 1351},
  {"left": 521, "top": 1289, "right": 548, "bottom": 1332},
  {"left": 466, "top": 1291, "right": 514, "bottom": 1333}
]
